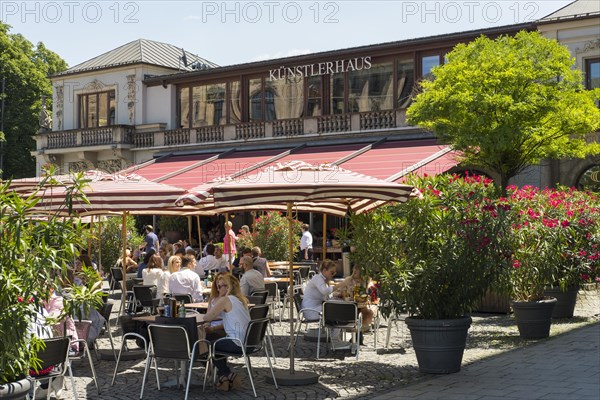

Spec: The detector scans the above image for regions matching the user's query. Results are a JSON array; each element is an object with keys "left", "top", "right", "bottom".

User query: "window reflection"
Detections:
[
  {"left": 307, "top": 76, "right": 322, "bottom": 116},
  {"left": 330, "top": 73, "right": 345, "bottom": 114},
  {"left": 192, "top": 83, "right": 226, "bottom": 126},
  {"left": 348, "top": 62, "right": 393, "bottom": 112},
  {"left": 577, "top": 165, "right": 600, "bottom": 192},
  {"left": 78, "top": 90, "right": 115, "bottom": 128},
  {"left": 229, "top": 81, "right": 241, "bottom": 123},
  {"left": 397, "top": 58, "right": 415, "bottom": 109},
  {"left": 586, "top": 58, "right": 600, "bottom": 90},
  {"left": 179, "top": 87, "right": 189, "bottom": 128},
  {"left": 421, "top": 55, "right": 440, "bottom": 78}
]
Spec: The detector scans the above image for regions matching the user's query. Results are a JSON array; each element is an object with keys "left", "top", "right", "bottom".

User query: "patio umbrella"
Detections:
[
  {"left": 175, "top": 161, "right": 416, "bottom": 384},
  {"left": 9, "top": 170, "right": 191, "bottom": 315}
]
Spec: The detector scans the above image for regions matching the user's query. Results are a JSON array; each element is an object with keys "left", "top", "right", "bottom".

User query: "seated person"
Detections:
[
  {"left": 204, "top": 272, "right": 229, "bottom": 341},
  {"left": 333, "top": 265, "right": 375, "bottom": 334},
  {"left": 232, "top": 248, "right": 252, "bottom": 277},
  {"left": 118, "top": 248, "right": 138, "bottom": 273},
  {"left": 168, "top": 255, "right": 205, "bottom": 302},
  {"left": 213, "top": 246, "right": 229, "bottom": 273},
  {"left": 197, "top": 243, "right": 217, "bottom": 277},
  {"left": 239, "top": 256, "right": 265, "bottom": 296},
  {"left": 301, "top": 259, "right": 351, "bottom": 321},
  {"left": 202, "top": 274, "right": 250, "bottom": 391},
  {"left": 136, "top": 250, "right": 154, "bottom": 279},
  {"left": 251, "top": 246, "right": 271, "bottom": 277},
  {"left": 142, "top": 254, "right": 164, "bottom": 286}
]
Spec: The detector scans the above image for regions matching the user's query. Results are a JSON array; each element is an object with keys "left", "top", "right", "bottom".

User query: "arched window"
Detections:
[{"left": 576, "top": 165, "right": 600, "bottom": 192}]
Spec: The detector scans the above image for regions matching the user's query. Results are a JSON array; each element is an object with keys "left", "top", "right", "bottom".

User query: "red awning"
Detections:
[{"left": 128, "top": 138, "right": 459, "bottom": 190}]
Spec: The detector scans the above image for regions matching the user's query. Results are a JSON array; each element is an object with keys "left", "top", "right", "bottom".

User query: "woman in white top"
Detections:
[
  {"left": 142, "top": 254, "right": 164, "bottom": 287},
  {"left": 302, "top": 259, "right": 351, "bottom": 320},
  {"left": 157, "top": 256, "right": 180, "bottom": 300},
  {"left": 203, "top": 273, "right": 250, "bottom": 391}
]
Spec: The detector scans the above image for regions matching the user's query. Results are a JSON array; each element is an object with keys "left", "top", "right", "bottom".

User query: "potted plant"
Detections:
[
  {"left": 252, "top": 212, "right": 302, "bottom": 261},
  {"left": 0, "top": 174, "right": 90, "bottom": 397},
  {"left": 351, "top": 173, "right": 512, "bottom": 373},
  {"left": 157, "top": 216, "right": 187, "bottom": 243},
  {"left": 506, "top": 186, "right": 600, "bottom": 329}
]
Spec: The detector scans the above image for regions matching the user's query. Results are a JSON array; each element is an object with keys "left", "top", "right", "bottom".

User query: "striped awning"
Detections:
[
  {"left": 176, "top": 161, "right": 417, "bottom": 216},
  {"left": 8, "top": 170, "right": 190, "bottom": 216}
]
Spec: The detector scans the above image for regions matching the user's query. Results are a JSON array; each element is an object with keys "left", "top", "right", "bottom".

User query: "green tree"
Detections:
[
  {"left": 0, "top": 22, "right": 67, "bottom": 179},
  {"left": 96, "top": 215, "right": 144, "bottom": 275},
  {"left": 407, "top": 31, "right": 600, "bottom": 195}
]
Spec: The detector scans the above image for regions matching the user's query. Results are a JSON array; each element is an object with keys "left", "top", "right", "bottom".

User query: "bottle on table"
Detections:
[{"left": 179, "top": 300, "right": 186, "bottom": 317}]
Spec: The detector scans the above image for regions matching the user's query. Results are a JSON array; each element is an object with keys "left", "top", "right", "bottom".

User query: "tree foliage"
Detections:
[
  {"left": 0, "top": 22, "right": 67, "bottom": 179},
  {"left": 407, "top": 31, "right": 600, "bottom": 193}
]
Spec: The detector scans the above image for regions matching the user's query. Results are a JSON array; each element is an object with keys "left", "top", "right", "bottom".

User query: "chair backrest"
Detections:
[
  {"left": 133, "top": 285, "right": 157, "bottom": 305},
  {"left": 34, "top": 337, "right": 70, "bottom": 371},
  {"left": 249, "top": 290, "right": 268, "bottom": 304},
  {"left": 148, "top": 324, "right": 191, "bottom": 360},
  {"left": 298, "top": 266, "right": 310, "bottom": 279},
  {"left": 243, "top": 318, "right": 269, "bottom": 349},
  {"left": 154, "top": 316, "right": 203, "bottom": 356},
  {"left": 293, "top": 270, "right": 302, "bottom": 286},
  {"left": 264, "top": 282, "right": 278, "bottom": 301},
  {"left": 249, "top": 304, "right": 270, "bottom": 320},
  {"left": 111, "top": 266, "right": 124, "bottom": 281},
  {"left": 293, "top": 292, "right": 303, "bottom": 314},
  {"left": 98, "top": 302, "right": 113, "bottom": 323},
  {"left": 322, "top": 301, "right": 357, "bottom": 326},
  {"left": 171, "top": 293, "right": 193, "bottom": 304},
  {"left": 246, "top": 295, "right": 265, "bottom": 306}
]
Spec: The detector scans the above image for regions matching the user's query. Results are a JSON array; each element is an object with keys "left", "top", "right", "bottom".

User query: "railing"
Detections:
[
  {"left": 47, "top": 131, "right": 77, "bottom": 149},
  {"left": 45, "top": 125, "right": 133, "bottom": 149},
  {"left": 317, "top": 114, "right": 350, "bottom": 133},
  {"left": 273, "top": 118, "right": 304, "bottom": 137},
  {"left": 236, "top": 122, "right": 265, "bottom": 140},
  {"left": 164, "top": 128, "right": 190, "bottom": 146},
  {"left": 132, "top": 132, "right": 154, "bottom": 148},
  {"left": 81, "top": 127, "right": 113, "bottom": 146},
  {"left": 197, "top": 126, "right": 224, "bottom": 143},
  {"left": 360, "top": 110, "right": 396, "bottom": 130}
]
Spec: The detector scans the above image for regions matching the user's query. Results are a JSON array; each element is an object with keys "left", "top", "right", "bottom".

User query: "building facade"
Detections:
[{"left": 33, "top": 1, "right": 599, "bottom": 191}]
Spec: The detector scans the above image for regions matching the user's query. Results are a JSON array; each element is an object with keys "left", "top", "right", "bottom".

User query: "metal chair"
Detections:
[
  {"left": 292, "top": 292, "right": 322, "bottom": 349},
  {"left": 133, "top": 285, "right": 160, "bottom": 314},
  {"left": 298, "top": 265, "right": 311, "bottom": 285},
  {"left": 212, "top": 318, "right": 277, "bottom": 398},
  {"left": 249, "top": 290, "right": 268, "bottom": 305},
  {"left": 318, "top": 300, "right": 362, "bottom": 360},
  {"left": 94, "top": 302, "right": 115, "bottom": 360},
  {"left": 141, "top": 318, "right": 211, "bottom": 400},
  {"left": 171, "top": 293, "right": 193, "bottom": 304},
  {"left": 264, "top": 282, "right": 281, "bottom": 321},
  {"left": 110, "top": 266, "right": 124, "bottom": 294},
  {"left": 111, "top": 314, "right": 149, "bottom": 386},
  {"left": 27, "top": 337, "right": 78, "bottom": 400},
  {"left": 71, "top": 320, "right": 100, "bottom": 394},
  {"left": 248, "top": 304, "right": 276, "bottom": 364}
]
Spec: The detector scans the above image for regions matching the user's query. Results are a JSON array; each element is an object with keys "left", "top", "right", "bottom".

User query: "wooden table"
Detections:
[
  {"left": 268, "top": 263, "right": 303, "bottom": 271},
  {"left": 184, "top": 302, "right": 254, "bottom": 310},
  {"left": 264, "top": 277, "right": 291, "bottom": 284}
]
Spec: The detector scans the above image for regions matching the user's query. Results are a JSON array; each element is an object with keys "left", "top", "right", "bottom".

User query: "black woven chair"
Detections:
[
  {"left": 248, "top": 304, "right": 276, "bottom": 364},
  {"left": 111, "top": 313, "right": 149, "bottom": 386},
  {"left": 133, "top": 285, "right": 160, "bottom": 314},
  {"left": 292, "top": 292, "right": 322, "bottom": 352},
  {"left": 171, "top": 293, "right": 193, "bottom": 304},
  {"left": 318, "top": 300, "right": 362, "bottom": 360},
  {"left": 249, "top": 290, "right": 268, "bottom": 304},
  {"left": 28, "top": 337, "right": 78, "bottom": 400},
  {"left": 212, "top": 318, "right": 277, "bottom": 398},
  {"left": 141, "top": 317, "right": 211, "bottom": 400},
  {"left": 94, "top": 302, "right": 115, "bottom": 360}
]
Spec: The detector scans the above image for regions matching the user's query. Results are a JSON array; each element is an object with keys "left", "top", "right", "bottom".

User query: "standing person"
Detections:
[
  {"left": 168, "top": 254, "right": 205, "bottom": 302},
  {"left": 142, "top": 254, "right": 164, "bottom": 287},
  {"left": 143, "top": 225, "right": 159, "bottom": 253},
  {"left": 299, "top": 223, "right": 313, "bottom": 261},
  {"left": 223, "top": 221, "right": 237, "bottom": 264},
  {"left": 239, "top": 256, "right": 265, "bottom": 296},
  {"left": 301, "top": 260, "right": 351, "bottom": 320},
  {"left": 202, "top": 274, "right": 250, "bottom": 391}
]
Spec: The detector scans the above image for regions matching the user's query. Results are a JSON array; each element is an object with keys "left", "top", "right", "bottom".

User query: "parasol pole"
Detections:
[
  {"left": 322, "top": 213, "right": 327, "bottom": 262},
  {"left": 287, "top": 202, "right": 295, "bottom": 373},
  {"left": 187, "top": 215, "right": 193, "bottom": 246},
  {"left": 196, "top": 215, "right": 202, "bottom": 253},
  {"left": 88, "top": 215, "right": 93, "bottom": 258},
  {"left": 225, "top": 213, "right": 232, "bottom": 270},
  {"left": 97, "top": 216, "right": 102, "bottom": 274},
  {"left": 120, "top": 211, "right": 128, "bottom": 315},
  {"left": 267, "top": 202, "right": 318, "bottom": 385}
]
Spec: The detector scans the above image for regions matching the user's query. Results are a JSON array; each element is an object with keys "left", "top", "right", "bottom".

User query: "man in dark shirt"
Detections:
[{"left": 143, "top": 225, "right": 159, "bottom": 253}]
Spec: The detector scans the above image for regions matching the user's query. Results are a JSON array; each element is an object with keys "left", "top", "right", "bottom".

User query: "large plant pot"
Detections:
[
  {"left": 543, "top": 286, "right": 578, "bottom": 318},
  {"left": 0, "top": 378, "right": 31, "bottom": 399},
  {"left": 405, "top": 316, "right": 472, "bottom": 374},
  {"left": 511, "top": 298, "right": 557, "bottom": 339},
  {"left": 476, "top": 290, "right": 511, "bottom": 314}
]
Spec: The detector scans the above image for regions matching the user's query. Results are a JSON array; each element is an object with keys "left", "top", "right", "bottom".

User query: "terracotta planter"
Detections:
[
  {"left": 405, "top": 316, "right": 472, "bottom": 374},
  {"left": 511, "top": 298, "right": 557, "bottom": 339}
]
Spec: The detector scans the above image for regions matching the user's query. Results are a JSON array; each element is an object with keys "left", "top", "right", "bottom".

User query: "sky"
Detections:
[{"left": 1, "top": 0, "right": 574, "bottom": 69}]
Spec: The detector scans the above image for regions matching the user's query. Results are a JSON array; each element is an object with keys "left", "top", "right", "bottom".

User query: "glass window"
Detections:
[
  {"left": 268, "top": 77, "right": 304, "bottom": 119},
  {"left": 229, "top": 81, "right": 241, "bottom": 124},
  {"left": 179, "top": 87, "right": 190, "bottom": 128},
  {"left": 249, "top": 78, "right": 263, "bottom": 121},
  {"left": 192, "top": 83, "right": 226, "bottom": 126},
  {"left": 577, "top": 165, "right": 600, "bottom": 192},
  {"left": 330, "top": 73, "right": 345, "bottom": 114},
  {"left": 348, "top": 62, "right": 393, "bottom": 112},
  {"left": 307, "top": 76, "right": 322, "bottom": 117},
  {"left": 421, "top": 55, "right": 440, "bottom": 78},
  {"left": 397, "top": 58, "right": 415, "bottom": 108},
  {"left": 586, "top": 58, "right": 600, "bottom": 90},
  {"left": 78, "top": 90, "right": 115, "bottom": 128}
]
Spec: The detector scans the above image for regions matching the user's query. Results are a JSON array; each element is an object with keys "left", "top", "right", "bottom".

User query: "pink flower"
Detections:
[{"left": 512, "top": 259, "right": 521, "bottom": 269}]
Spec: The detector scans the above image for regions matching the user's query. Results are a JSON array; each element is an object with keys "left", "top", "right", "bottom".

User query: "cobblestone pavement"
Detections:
[{"left": 59, "top": 285, "right": 600, "bottom": 400}]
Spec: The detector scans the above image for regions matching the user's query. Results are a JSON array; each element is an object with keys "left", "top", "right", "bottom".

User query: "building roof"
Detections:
[
  {"left": 54, "top": 39, "right": 219, "bottom": 77},
  {"left": 539, "top": 0, "right": 600, "bottom": 22}
]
